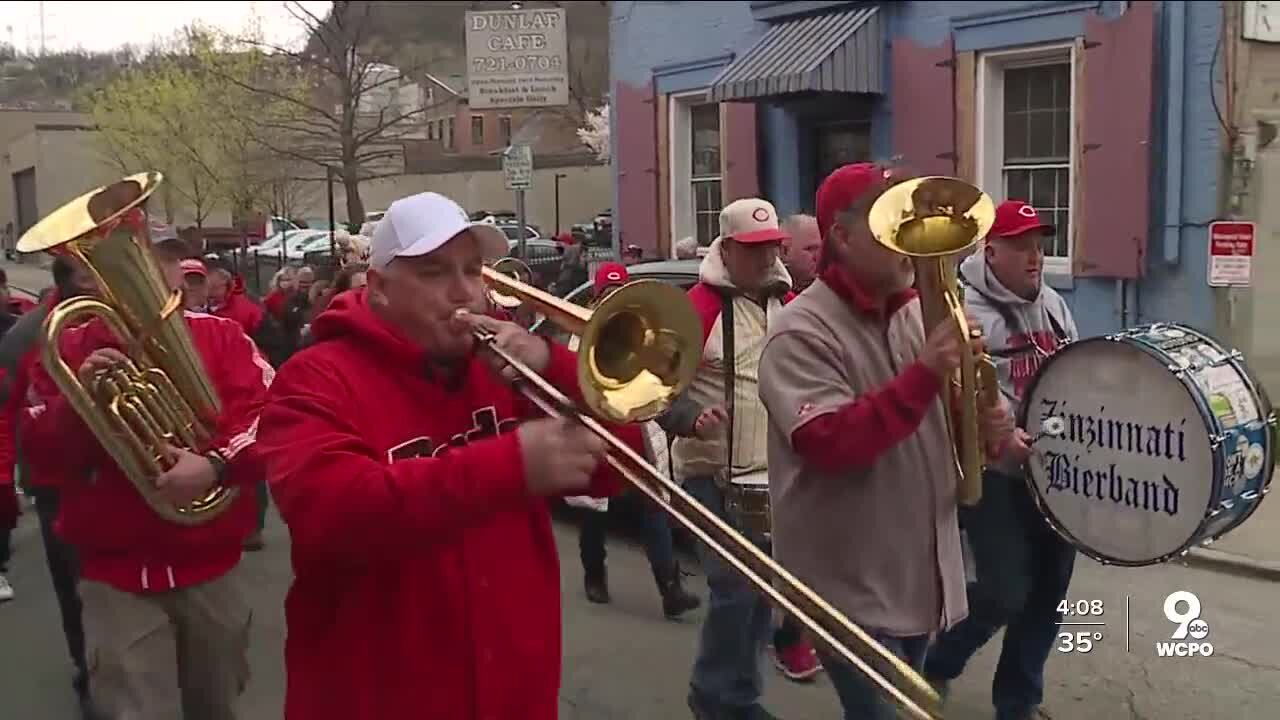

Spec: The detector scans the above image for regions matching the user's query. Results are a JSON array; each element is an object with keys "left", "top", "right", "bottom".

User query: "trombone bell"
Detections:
[{"left": 478, "top": 266, "right": 702, "bottom": 424}]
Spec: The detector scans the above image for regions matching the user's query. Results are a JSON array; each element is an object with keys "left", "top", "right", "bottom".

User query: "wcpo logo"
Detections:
[{"left": 1156, "top": 590, "right": 1214, "bottom": 657}]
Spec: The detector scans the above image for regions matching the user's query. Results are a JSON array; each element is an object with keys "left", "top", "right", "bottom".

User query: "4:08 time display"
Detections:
[{"left": 1057, "top": 599, "right": 1104, "bottom": 616}]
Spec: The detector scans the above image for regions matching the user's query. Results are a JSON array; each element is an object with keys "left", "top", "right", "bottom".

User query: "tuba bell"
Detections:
[
  {"left": 16, "top": 172, "right": 238, "bottom": 526},
  {"left": 867, "top": 175, "right": 1000, "bottom": 506}
]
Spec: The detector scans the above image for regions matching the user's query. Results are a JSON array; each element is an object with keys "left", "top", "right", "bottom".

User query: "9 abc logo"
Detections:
[{"left": 1156, "top": 590, "right": 1214, "bottom": 657}]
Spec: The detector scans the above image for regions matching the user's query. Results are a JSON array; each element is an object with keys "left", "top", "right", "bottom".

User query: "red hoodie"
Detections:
[
  {"left": 254, "top": 289, "right": 640, "bottom": 720},
  {"left": 211, "top": 277, "right": 265, "bottom": 337},
  {"left": 20, "top": 309, "right": 275, "bottom": 593}
]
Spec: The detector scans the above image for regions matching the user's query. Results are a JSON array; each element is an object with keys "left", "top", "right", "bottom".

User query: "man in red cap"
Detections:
[
  {"left": 922, "top": 200, "right": 1079, "bottom": 720},
  {"left": 567, "top": 262, "right": 701, "bottom": 618},
  {"left": 757, "top": 163, "right": 1028, "bottom": 719}
]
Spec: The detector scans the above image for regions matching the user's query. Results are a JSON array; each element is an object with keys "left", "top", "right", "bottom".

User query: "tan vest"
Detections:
[
  {"left": 670, "top": 293, "right": 782, "bottom": 481},
  {"left": 757, "top": 281, "right": 969, "bottom": 637}
]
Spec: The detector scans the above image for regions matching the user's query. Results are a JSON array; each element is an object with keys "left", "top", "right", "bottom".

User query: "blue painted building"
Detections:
[{"left": 610, "top": 0, "right": 1226, "bottom": 340}]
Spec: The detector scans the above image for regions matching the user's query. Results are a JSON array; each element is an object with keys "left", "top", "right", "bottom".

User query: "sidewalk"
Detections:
[{"left": 1184, "top": 483, "right": 1280, "bottom": 581}]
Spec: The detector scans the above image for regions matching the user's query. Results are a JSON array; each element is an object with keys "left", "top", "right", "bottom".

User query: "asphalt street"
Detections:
[{"left": 1, "top": 502, "right": 1278, "bottom": 720}]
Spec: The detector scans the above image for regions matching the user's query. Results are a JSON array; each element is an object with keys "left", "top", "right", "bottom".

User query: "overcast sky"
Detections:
[{"left": 4, "top": 1, "right": 332, "bottom": 55}]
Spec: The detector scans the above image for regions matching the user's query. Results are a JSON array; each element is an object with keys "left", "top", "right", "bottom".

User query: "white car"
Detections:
[{"left": 249, "top": 229, "right": 329, "bottom": 257}]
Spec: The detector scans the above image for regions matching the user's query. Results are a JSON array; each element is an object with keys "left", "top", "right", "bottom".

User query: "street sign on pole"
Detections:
[
  {"left": 1207, "top": 221, "right": 1255, "bottom": 287},
  {"left": 465, "top": 7, "right": 570, "bottom": 110},
  {"left": 503, "top": 144, "right": 533, "bottom": 190},
  {"left": 502, "top": 144, "right": 534, "bottom": 259}
]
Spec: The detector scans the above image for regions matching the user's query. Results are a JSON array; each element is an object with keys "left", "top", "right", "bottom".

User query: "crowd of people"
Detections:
[{"left": 0, "top": 161, "right": 1080, "bottom": 720}]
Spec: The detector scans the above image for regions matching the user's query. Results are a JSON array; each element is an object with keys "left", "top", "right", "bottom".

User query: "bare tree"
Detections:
[{"left": 211, "top": 1, "right": 449, "bottom": 224}]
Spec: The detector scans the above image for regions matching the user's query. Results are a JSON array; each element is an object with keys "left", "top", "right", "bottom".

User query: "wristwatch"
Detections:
[{"left": 205, "top": 451, "right": 229, "bottom": 484}]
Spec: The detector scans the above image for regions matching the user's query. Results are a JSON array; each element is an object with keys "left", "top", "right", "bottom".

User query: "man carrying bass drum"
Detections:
[
  {"left": 758, "top": 164, "right": 1029, "bottom": 720},
  {"left": 922, "top": 200, "right": 1080, "bottom": 720},
  {"left": 253, "top": 191, "right": 645, "bottom": 720}
]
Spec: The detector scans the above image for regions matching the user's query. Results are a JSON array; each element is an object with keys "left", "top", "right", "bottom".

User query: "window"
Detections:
[
  {"left": 471, "top": 115, "right": 485, "bottom": 145},
  {"left": 427, "top": 120, "right": 436, "bottom": 141},
  {"left": 499, "top": 115, "right": 513, "bottom": 145},
  {"left": 444, "top": 117, "right": 454, "bottom": 149},
  {"left": 977, "top": 44, "right": 1076, "bottom": 274},
  {"left": 669, "top": 92, "right": 723, "bottom": 249}
]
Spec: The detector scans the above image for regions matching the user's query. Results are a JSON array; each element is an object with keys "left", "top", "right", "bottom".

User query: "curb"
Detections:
[{"left": 1180, "top": 547, "right": 1280, "bottom": 582}]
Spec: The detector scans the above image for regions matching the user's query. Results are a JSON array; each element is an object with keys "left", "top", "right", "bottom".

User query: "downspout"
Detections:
[{"left": 1162, "top": 0, "right": 1186, "bottom": 265}]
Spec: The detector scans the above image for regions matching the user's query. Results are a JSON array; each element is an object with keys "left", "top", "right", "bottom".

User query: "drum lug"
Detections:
[
  {"left": 1209, "top": 433, "right": 1225, "bottom": 451},
  {"left": 1241, "top": 490, "right": 1261, "bottom": 501}
]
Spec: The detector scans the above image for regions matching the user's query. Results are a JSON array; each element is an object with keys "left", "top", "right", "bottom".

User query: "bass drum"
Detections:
[{"left": 1019, "top": 323, "right": 1277, "bottom": 566}]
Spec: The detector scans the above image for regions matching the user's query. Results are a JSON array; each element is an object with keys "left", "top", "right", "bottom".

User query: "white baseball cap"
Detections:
[
  {"left": 148, "top": 219, "right": 182, "bottom": 246},
  {"left": 716, "top": 198, "right": 789, "bottom": 245},
  {"left": 370, "top": 192, "right": 509, "bottom": 270}
]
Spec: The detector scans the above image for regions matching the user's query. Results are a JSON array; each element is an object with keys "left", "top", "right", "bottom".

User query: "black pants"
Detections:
[
  {"left": 924, "top": 470, "right": 1076, "bottom": 718},
  {"left": 0, "top": 526, "right": 10, "bottom": 572},
  {"left": 31, "top": 490, "right": 87, "bottom": 675}
]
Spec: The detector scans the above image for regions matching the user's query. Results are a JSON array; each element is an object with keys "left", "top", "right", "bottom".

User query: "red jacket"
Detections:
[
  {"left": 211, "top": 283, "right": 265, "bottom": 337},
  {"left": 20, "top": 310, "right": 274, "bottom": 593},
  {"left": 254, "top": 289, "right": 639, "bottom": 720}
]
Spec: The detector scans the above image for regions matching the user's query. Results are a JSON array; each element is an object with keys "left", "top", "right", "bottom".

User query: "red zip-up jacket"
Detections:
[
  {"left": 254, "top": 289, "right": 640, "bottom": 720},
  {"left": 20, "top": 309, "right": 275, "bottom": 593}
]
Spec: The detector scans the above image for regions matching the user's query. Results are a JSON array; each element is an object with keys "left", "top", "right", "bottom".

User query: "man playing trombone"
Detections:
[
  {"left": 757, "top": 164, "right": 1030, "bottom": 719},
  {"left": 253, "top": 191, "right": 645, "bottom": 720}
]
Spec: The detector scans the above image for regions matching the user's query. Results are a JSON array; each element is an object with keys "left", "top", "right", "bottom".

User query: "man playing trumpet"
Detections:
[{"left": 758, "top": 164, "right": 1031, "bottom": 719}]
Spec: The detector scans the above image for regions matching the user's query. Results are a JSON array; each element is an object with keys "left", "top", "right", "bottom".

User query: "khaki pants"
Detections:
[{"left": 81, "top": 566, "right": 252, "bottom": 720}]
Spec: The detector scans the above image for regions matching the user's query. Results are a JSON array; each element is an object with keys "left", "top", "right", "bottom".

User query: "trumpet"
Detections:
[
  {"left": 867, "top": 175, "right": 1000, "bottom": 506},
  {"left": 474, "top": 265, "right": 945, "bottom": 720}
]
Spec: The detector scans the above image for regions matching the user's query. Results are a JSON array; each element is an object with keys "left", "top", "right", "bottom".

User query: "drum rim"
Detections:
[{"left": 1016, "top": 323, "right": 1244, "bottom": 567}]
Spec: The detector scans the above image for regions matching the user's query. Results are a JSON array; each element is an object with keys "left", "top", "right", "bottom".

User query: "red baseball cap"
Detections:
[
  {"left": 990, "top": 200, "right": 1055, "bottom": 239},
  {"left": 718, "top": 198, "right": 789, "bottom": 244},
  {"left": 816, "top": 163, "right": 894, "bottom": 241},
  {"left": 594, "top": 262, "right": 629, "bottom": 294},
  {"left": 179, "top": 258, "right": 207, "bottom": 277}
]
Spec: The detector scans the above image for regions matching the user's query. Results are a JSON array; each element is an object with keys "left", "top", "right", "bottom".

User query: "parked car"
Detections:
[
  {"left": 247, "top": 228, "right": 319, "bottom": 256},
  {"left": 497, "top": 223, "right": 542, "bottom": 241},
  {"left": 249, "top": 229, "right": 330, "bottom": 257},
  {"left": 530, "top": 258, "right": 700, "bottom": 347}
]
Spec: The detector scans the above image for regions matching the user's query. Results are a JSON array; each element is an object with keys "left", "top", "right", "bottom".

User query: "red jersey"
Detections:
[
  {"left": 20, "top": 310, "right": 274, "bottom": 593},
  {"left": 254, "top": 289, "right": 639, "bottom": 720}
]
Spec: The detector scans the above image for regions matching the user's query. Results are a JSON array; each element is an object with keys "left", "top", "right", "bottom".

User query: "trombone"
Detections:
[{"left": 474, "top": 264, "right": 945, "bottom": 720}]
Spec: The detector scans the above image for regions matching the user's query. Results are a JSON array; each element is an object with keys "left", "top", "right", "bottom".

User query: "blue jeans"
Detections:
[
  {"left": 685, "top": 475, "right": 774, "bottom": 710},
  {"left": 579, "top": 489, "right": 678, "bottom": 586},
  {"left": 924, "top": 470, "right": 1076, "bottom": 718},
  {"left": 818, "top": 632, "right": 931, "bottom": 720}
]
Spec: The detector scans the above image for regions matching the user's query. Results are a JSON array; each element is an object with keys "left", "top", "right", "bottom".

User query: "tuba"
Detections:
[
  {"left": 868, "top": 176, "right": 999, "bottom": 506},
  {"left": 16, "top": 172, "right": 238, "bottom": 526}
]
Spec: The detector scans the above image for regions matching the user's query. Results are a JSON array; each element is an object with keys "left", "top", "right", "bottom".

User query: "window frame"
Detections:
[
  {"left": 471, "top": 114, "right": 485, "bottom": 145},
  {"left": 668, "top": 90, "right": 723, "bottom": 249},
  {"left": 976, "top": 42, "right": 1077, "bottom": 277}
]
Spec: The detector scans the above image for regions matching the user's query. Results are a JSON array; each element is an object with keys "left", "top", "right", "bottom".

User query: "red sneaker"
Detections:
[{"left": 772, "top": 638, "right": 823, "bottom": 682}]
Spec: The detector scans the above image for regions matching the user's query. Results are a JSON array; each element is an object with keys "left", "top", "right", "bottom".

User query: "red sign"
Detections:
[{"left": 1207, "top": 221, "right": 1255, "bottom": 287}]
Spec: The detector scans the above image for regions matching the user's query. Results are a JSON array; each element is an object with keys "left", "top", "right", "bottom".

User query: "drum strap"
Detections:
[{"left": 718, "top": 289, "right": 737, "bottom": 484}]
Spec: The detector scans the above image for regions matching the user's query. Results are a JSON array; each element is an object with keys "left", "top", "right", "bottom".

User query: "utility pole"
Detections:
[{"left": 39, "top": 0, "right": 45, "bottom": 56}]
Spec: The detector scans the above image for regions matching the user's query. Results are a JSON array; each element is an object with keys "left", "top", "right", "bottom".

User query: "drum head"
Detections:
[{"left": 1022, "top": 337, "right": 1215, "bottom": 565}]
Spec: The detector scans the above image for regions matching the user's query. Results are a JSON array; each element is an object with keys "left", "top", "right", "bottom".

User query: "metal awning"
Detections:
[{"left": 709, "top": 6, "right": 883, "bottom": 102}]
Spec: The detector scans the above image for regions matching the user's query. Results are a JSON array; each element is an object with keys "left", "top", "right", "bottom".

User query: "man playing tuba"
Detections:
[{"left": 19, "top": 218, "right": 274, "bottom": 720}]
